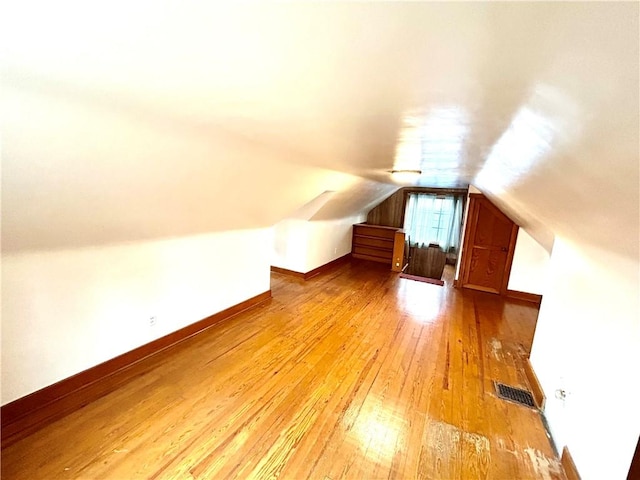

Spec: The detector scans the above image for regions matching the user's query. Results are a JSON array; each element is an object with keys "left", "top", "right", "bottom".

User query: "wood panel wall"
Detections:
[
  {"left": 366, "top": 187, "right": 468, "bottom": 229},
  {"left": 366, "top": 190, "right": 405, "bottom": 227},
  {"left": 406, "top": 245, "right": 447, "bottom": 279}
]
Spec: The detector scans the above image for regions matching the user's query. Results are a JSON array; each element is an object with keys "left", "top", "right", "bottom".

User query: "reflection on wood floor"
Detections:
[{"left": 1, "top": 259, "right": 565, "bottom": 480}]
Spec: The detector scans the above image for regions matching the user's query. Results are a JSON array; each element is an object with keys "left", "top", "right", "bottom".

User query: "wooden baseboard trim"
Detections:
[
  {"left": 506, "top": 289, "right": 543, "bottom": 306},
  {"left": 303, "top": 253, "right": 351, "bottom": 280},
  {"left": 270, "top": 265, "right": 305, "bottom": 278},
  {"left": 523, "top": 357, "right": 546, "bottom": 410},
  {"left": 561, "top": 446, "right": 581, "bottom": 480},
  {"left": 0, "top": 290, "right": 272, "bottom": 448},
  {"left": 271, "top": 254, "right": 351, "bottom": 281}
]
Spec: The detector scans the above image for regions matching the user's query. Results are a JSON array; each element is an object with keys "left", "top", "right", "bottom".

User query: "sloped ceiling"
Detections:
[{"left": 2, "top": 2, "right": 638, "bottom": 259}]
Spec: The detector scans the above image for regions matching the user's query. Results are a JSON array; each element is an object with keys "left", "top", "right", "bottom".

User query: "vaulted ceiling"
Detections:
[{"left": 2, "top": 2, "right": 638, "bottom": 259}]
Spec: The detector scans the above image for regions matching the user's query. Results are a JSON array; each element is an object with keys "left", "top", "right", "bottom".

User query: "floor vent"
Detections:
[{"left": 495, "top": 382, "right": 536, "bottom": 408}]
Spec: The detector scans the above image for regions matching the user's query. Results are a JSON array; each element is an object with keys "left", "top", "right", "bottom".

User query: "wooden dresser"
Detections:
[{"left": 351, "top": 223, "right": 405, "bottom": 272}]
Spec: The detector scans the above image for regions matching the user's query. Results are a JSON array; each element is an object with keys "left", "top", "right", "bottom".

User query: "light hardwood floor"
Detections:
[{"left": 1, "top": 260, "right": 565, "bottom": 479}]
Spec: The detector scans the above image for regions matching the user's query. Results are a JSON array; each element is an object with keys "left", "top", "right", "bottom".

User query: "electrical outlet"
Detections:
[
  {"left": 149, "top": 316, "right": 157, "bottom": 327},
  {"left": 334, "top": 247, "right": 337, "bottom": 254}
]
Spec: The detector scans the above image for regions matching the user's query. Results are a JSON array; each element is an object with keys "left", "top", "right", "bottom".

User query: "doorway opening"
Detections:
[{"left": 402, "top": 193, "right": 465, "bottom": 283}]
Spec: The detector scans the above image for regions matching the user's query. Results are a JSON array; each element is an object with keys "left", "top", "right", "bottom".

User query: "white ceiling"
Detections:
[{"left": 2, "top": 2, "right": 638, "bottom": 258}]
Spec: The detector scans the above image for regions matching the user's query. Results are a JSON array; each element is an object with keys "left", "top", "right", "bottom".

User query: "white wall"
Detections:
[
  {"left": 304, "top": 216, "right": 365, "bottom": 272},
  {"left": 530, "top": 238, "right": 640, "bottom": 480},
  {"left": 1, "top": 228, "right": 272, "bottom": 405},
  {"left": 271, "top": 214, "right": 365, "bottom": 274},
  {"left": 507, "top": 228, "right": 550, "bottom": 294},
  {"left": 271, "top": 219, "right": 309, "bottom": 273}
]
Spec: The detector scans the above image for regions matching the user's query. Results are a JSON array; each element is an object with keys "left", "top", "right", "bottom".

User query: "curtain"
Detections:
[{"left": 403, "top": 193, "right": 464, "bottom": 252}]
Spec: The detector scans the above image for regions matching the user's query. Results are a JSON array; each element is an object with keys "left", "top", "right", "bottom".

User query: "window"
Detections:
[{"left": 403, "top": 193, "right": 464, "bottom": 253}]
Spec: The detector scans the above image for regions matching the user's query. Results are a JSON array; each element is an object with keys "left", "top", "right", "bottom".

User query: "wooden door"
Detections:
[
  {"left": 628, "top": 436, "right": 640, "bottom": 480},
  {"left": 460, "top": 194, "right": 518, "bottom": 295}
]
